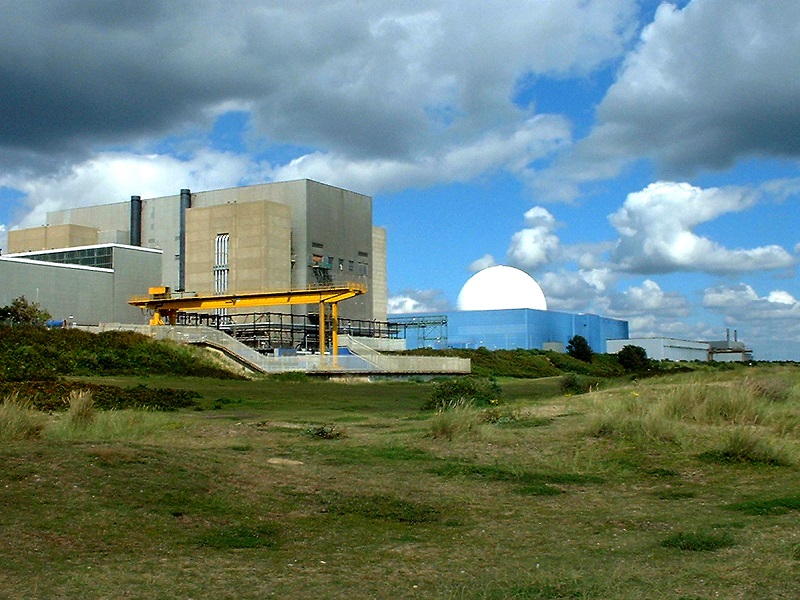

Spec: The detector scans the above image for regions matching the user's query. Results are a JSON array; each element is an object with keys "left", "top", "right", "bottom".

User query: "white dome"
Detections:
[{"left": 457, "top": 265, "right": 547, "bottom": 311}]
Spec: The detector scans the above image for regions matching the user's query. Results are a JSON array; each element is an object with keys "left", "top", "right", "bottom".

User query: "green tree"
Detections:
[
  {"left": 617, "top": 344, "right": 651, "bottom": 373},
  {"left": 0, "top": 296, "right": 52, "bottom": 327},
  {"left": 566, "top": 335, "right": 593, "bottom": 362}
]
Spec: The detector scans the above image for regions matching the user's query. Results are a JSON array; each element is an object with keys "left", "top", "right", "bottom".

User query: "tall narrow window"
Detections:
[{"left": 214, "top": 233, "right": 229, "bottom": 316}]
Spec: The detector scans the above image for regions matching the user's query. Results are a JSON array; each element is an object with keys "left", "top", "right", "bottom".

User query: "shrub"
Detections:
[
  {"left": 566, "top": 335, "right": 593, "bottom": 362},
  {"left": 0, "top": 296, "right": 51, "bottom": 327},
  {"left": 423, "top": 376, "right": 501, "bottom": 411},
  {"left": 560, "top": 373, "right": 600, "bottom": 395},
  {"left": 0, "top": 393, "right": 46, "bottom": 440},
  {"left": 617, "top": 345, "right": 651, "bottom": 373},
  {"left": 0, "top": 380, "right": 200, "bottom": 412}
]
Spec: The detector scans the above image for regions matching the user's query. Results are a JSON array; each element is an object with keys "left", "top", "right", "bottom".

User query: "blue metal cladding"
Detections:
[{"left": 396, "top": 309, "right": 629, "bottom": 353}]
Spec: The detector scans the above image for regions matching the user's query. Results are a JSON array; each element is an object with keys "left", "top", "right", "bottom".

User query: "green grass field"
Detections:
[{"left": 2, "top": 369, "right": 800, "bottom": 599}]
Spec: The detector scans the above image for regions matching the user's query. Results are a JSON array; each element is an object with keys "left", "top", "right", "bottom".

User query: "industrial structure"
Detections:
[
  {"left": 607, "top": 330, "right": 753, "bottom": 362},
  {"left": 391, "top": 265, "right": 629, "bottom": 354},
  {"left": 8, "top": 179, "right": 386, "bottom": 323}
]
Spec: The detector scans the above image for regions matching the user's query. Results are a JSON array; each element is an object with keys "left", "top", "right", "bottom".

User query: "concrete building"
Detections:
[
  {"left": 9, "top": 179, "right": 386, "bottom": 322},
  {"left": 606, "top": 337, "right": 709, "bottom": 362},
  {"left": 607, "top": 333, "right": 754, "bottom": 362},
  {"left": 0, "top": 244, "right": 162, "bottom": 324}
]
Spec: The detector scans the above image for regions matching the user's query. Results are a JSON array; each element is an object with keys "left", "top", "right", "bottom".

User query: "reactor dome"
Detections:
[{"left": 457, "top": 265, "right": 548, "bottom": 311}]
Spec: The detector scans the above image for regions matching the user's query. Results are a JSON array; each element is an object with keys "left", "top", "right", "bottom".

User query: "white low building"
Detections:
[{"left": 607, "top": 335, "right": 754, "bottom": 362}]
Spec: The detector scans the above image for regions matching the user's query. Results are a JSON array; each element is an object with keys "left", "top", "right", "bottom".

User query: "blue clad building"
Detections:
[
  {"left": 390, "top": 265, "right": 629, "bottom": 353},
  {"left": 394, "top": 308, "right": 629, "bottom": 353}
]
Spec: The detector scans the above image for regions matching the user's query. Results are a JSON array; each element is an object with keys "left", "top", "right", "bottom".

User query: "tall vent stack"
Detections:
[
  {"left": 178, "top": 188, "right": 191, "bottom": 291},
  {"left": 129, "top": 195, "right": 142, "bottom": 246}
]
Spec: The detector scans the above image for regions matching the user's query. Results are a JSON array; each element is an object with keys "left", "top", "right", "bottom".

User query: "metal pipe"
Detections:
[
  {"left": 178, "top": 188, "right": 191, "bottom": 291},
  {"left": 130, "top": 195, "right": 142, "bottom": 246}
]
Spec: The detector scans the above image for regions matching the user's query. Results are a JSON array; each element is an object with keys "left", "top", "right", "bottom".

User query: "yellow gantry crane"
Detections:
[{"left": 129, "top": 283, "right": 367, "bottom": 357}]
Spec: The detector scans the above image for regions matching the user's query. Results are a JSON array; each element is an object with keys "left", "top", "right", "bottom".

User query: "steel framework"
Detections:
[{"left": 129, "top": 284, "right": 367, "bottom": 356}]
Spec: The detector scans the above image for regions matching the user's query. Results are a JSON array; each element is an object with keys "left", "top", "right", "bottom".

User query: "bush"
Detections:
[
  {"left": 0, "top": 296, "right": 51, "bottom": 327},
  {"left": 0, "top": 380, "right": 201, "bottom": 412},
  {"left": 617, "top": 345, "right": 651, "bottom": 373},
  {"left": 559, "top": 373, "right": 600, "bottom": 395},
  {"left": 566, "top": 335, "right": 593, "bottom": 363},
  {"left": 423, "top": 376, "right": 501, "bottom": 411}
]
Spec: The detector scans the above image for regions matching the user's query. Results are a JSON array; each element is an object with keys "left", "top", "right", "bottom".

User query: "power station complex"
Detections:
[{"left": 0, "top": 178, "right": 643, "bottom": 371}]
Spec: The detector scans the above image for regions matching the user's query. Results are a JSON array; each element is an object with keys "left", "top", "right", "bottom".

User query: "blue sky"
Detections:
[{"left": 1, "top": 1, "right": 799, "bottom": 359}]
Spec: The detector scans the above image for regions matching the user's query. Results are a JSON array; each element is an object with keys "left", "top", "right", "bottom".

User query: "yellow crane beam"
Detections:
[{"left": 129, "top": 283, "right": 367, "bottom": 357}]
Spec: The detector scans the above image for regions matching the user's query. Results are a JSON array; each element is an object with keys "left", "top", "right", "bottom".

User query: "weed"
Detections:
[
  {"left": 727, "top": 496, "right": 800, "bottom": 516},
  {"left": 322, "top": 492, "right": 443, "bottom": 524},
  {"left": 197, "top": 522, "right": 280, "bottom": 549},
  {"left": 586, "top": 398, "right": 679, "bottom": 444},
  {"left": 306, "top": 423, "right": 346, "bottom": 439},
  {"left": 0, "top": 393, "right": 46, "bottom": 440},
  {"left": 660, "top": 529, "right": 736, "bottom": 551}
]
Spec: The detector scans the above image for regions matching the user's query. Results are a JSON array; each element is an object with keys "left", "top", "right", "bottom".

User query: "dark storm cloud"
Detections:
[{"left": 0, "top": 0, "right": 637, "bottom": 175}]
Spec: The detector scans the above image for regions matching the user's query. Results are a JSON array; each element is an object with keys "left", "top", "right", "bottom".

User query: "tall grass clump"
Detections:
[
  {"left": 699, "top": 427, "right": 795, "bottom": 467},
  {"left": 585, "top": 393, "right": 679, "bottom": 444},
  {"left": 68, "top": 389, "right": 95, "bottom": 428},
  {"left": 660, "top": 382, "right": 765, "bottom": 426},
  {"left": 428, "top": 400, "right": 485, "bottom": 441},
  {"left": 47, "top": 409, "right": 178, "bottom": 441},
  {"left": 0, "top": 393, "right": 46, "bottom": 440}
]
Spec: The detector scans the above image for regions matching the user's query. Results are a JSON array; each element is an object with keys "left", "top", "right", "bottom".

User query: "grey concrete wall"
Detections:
[
  {"left": 371, "top": 226, "right": 387, "bottom": 322},
  {"left": 48, "top": 201, "right": 130, "bottom": 240},
  {"left": 110, "top": 246, "right": 163, "bottom": 324},
  {"left": 0, "top": 257, "right": 114, "bottom": 324},
  {"left": 305, "top": 180, "right": 374, "bottom": 320}
]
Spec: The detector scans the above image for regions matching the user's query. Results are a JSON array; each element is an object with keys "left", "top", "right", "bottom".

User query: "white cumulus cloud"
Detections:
[
  {"left": 609, "top": 181, "right": 794, "bottom": 274},
  {"left": 387, "top": 289, "right": 452, "bottom": 314},
  {"left": 2, "top": 149, "right": 272, "bottom": 228},
  {"left": 507, "top": 206, "right": 560, "bottom": 270}
]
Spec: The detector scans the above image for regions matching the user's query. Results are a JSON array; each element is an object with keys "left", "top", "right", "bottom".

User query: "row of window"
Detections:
[
  {"left": 311, "top": 254, "right": 368, "bottom": 276},
  {"left": 22, "top": 247, "right": 113, "bottom": 269}
]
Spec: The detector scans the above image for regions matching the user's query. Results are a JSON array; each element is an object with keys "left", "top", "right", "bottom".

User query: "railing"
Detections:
[{"left": 82, "top": 324, "right": 470, "bottom": 375}]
